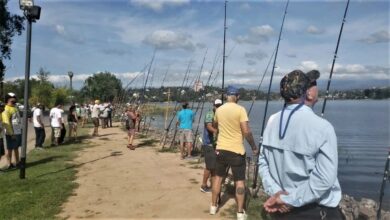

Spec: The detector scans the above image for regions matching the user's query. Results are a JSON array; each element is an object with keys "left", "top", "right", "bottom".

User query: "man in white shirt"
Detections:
[
  {"left": 50, "top": 103, "right": 63, "bottom": 146},
  {"left": 91, "top": 100, "right": 101, "bottom": 136},
  {"left": 33, "top": 103, "right": 45, "bottom": 149}
]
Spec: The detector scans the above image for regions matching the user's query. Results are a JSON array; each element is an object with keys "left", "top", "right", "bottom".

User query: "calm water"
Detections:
[{"left": 152, "top": 100, "right": 390, "bottom": 208}]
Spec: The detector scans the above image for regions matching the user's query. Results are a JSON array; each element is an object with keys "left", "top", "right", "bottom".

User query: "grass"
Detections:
[{"left": 0, "top": 127, "right": 90, "bottom": 220}]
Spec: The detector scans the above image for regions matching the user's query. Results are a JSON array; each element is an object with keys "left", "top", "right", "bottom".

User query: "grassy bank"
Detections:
[{"left": 0, "top": 127, "right": 90, "bottom": 219}]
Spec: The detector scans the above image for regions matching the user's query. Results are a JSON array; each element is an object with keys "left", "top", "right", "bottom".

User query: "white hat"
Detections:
[{"left": 214, "top": 99, "right": 222, "bottom": 105}]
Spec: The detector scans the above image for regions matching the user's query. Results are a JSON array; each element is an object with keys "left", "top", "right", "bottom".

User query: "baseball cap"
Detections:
[
  {"left": 280, "top": 69, "right": 320, "bottom": 101},
  {"left": 5, "top": 92, "right": 17, "bottom": 103},
  {"left": 306, "top": 70, "right": 320, "bottom": 87},
  {"left": 214, "top": 99, "right": 222, "bottom": 106},
  {"left": 226, "top": 85, "right": 239, "bottom": 96}
]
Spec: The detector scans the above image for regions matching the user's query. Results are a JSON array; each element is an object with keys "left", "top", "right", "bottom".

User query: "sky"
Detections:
[{"left": 4, "top": 0, "right": 390, "bottom": 90}]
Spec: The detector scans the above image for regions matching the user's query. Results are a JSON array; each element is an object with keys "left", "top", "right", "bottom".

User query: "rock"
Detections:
[{"left": 359, "top": 198, "right": 378, "bottom": 220}]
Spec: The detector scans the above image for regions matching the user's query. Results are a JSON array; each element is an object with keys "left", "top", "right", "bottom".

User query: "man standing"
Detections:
[
  {"left": 259, "top": 70, "right": 343, "bottom": 219},
  {"left": 33, "top": 103, "right": 45, "bottom": 149},
  {"left": 200, "top": 99, "right": 222, "bottom": 193},
  {"left": 176, "top": 102, "right": 194, "bottom": 159},
  {"left": 91, "top": 100, "right": 101, "bottom": 136},
  {"left": 210, "top": 86, "right": 258, "bottom": 220},
  {"left": 2, "top": 93, "right": 23, "bottom": 169},
  {"left": 0, "top": 102, "right": 5, "bottom": 165},
  {"left": 50, "top": 102, "right": 63, "bottom": 146}
]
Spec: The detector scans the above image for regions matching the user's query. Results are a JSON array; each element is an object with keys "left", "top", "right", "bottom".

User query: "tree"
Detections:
[
  {"left": 30, "top": 68, "right": 54, "bottom": 107},
  {"left": 81, "top": 72, "right": 122, "bottom": 102},
  {"left": 0, "top": 0, "right": 25, "bottom": 99}
]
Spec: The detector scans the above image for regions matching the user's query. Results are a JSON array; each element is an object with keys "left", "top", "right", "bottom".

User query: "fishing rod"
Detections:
[
  {"left": 377, "top": 150, "right": 390, "bottom": 220},
  {"left": 161, "top": 65, "right": 171, "bottom": 88},
  {"left": 252, "top": 0, "right": 290, "bottom": 191},
  {"left": 113, "top": 65, "right": 148, "bottom": 120},
  {"left": 190, "top": 49, "right": 208, "bottom": 111},
  {"left": 142, "top": 68, "right": 157, "bottom": 132},
  {"left": 247, "top": 48, "right": 276, "bottom": 116},
  {"left": 221, "top": 0, "right": 227, "bottom": 102},
  {"left": 169, "top": 50, "right": 209, "bottom": 149},
  {"left": 144, "top": 68, "right": 171, "bottom": 136},
  {"left": 321, "top": 0, "right": 350, "bottom": 117},
  {"left": 191, "top": 49, "right": 222, "bottom": 152},
  {"left": 160, "top": 60, "right": 193, "bottom": 148},
  {"left": 141, "top": 49, "right": 157, "bottom": 105}
]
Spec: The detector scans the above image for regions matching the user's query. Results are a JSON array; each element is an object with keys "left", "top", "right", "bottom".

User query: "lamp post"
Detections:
[
  {"left": 68, "top": 71, "right": 73, "bottom": 91},
  {"left": 68, "top": 71, "right": 74, "bottom": 103},
  {"left": 19, "top": 0, "right": 41, "bottom": 179}
]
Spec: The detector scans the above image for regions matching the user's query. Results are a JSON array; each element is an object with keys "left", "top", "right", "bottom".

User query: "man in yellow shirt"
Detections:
[
  {"left": 210, "top": 86, "right": 258, "bottom": 220},
  {"left": 2, "top": 93, "right": 22, "bottom": 169}
]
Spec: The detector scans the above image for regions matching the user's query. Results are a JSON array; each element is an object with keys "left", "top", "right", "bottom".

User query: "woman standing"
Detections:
[{"left": 125, "top": 106, "right": 137, "bottom": 150}]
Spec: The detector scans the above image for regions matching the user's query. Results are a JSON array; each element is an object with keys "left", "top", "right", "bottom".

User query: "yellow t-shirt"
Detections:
[
  {"left": 2, "top": 105, "right": 21, "bottom": 135},
  {"left": 214, "top": 102, "right": 248, "bottom": 155}
]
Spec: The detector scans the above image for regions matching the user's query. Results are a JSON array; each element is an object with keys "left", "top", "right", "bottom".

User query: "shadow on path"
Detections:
[{"left": 36, "top": 151, "right": 123, "bottom": 178}]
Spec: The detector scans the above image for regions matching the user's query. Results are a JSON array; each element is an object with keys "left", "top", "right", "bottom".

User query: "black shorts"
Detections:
[
  {"left": 215, "top": 150, "right": 246, "bottom": 181},
  {"left": 0, "top": 138, "right": 4, "bottom": 156},
  {"left": 203, "top": 145, "right": 216, "bottom": 170},
  {"left": 270, "top": 203, "right": 344, "bottom": 220}
]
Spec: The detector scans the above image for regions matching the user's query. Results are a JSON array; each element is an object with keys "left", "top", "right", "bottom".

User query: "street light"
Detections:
[
  {"left": 19, "top": 0, "right": 41, "bottom": 179},
  {"left": 68, "top": 71, "right": 74, "bottom": 91}
]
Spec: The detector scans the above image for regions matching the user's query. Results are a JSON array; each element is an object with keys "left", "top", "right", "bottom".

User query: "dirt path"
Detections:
[{"left": 58, "top": 124, "right": 235, "bottom": 219}]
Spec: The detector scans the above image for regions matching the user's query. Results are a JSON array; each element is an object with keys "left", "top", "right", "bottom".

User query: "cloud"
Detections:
[
  {"left": 359, "top": 30, "right": 390, "bottom": 44},
  {"left": 130, "top": 0, "right": 190, "bottom": 12},
  {"left": 101, "top": 48, "right": 130, "bottom": 56},
  {"left": 298, "top": 61, "right": 319, "bottom": 72},
  {"left": 236, "top": 25, "right": 274, "bottom": 45},
  {"left": 306, "top": 25, "right": 324, "bottom": 35},
  {"left": 55, "top": 25, "right": 65, "bottom": 35},
  {"left": 54, "top": 24, "right": 85, "bottom": 44},
  {"left": 240, "top": 3, "right": 251, "bottom": 10},
  {"left": 247, "top": 60, "right": 257, "bottom": 66},
  {"left": 285, "top": 53, "right": 297, "bottom": 58},
  {"left": 196, "top": 43, "right": 207, "bottom": 49},
  {"left": 143, "top": 30, "right": 195, "bottom": 51},
  {"left": 328, "top": 64, "right": 389, "bottom": 75},
  {"left": 245, "top": 50, "right": 268, "bottom": 61}
]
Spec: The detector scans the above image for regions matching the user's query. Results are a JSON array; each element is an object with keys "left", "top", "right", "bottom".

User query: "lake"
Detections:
[{"left": 151, "top": 100, "right": 390, "bottom": 209}]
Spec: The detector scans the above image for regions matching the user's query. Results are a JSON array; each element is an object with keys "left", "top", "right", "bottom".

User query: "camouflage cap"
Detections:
[{"left": 280, "top": 70, "right": 310, "bottom": 101}]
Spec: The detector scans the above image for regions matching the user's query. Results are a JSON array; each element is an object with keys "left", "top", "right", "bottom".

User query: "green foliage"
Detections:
[
  {"left": 52, "top": 87, "right": 70, "bottom": 106},
  {"left": 80, "top": 71, "right": 122, "bottom": 102},
  {"left": 30, "top": 68, "right": 55, "bottom": 107},
  {"left": 0, "top": 0, "right": 25, "bottom": 94}
]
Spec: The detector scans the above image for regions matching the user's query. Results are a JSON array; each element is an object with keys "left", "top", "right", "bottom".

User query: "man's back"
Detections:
[
  {"left": 177, "top": 109, "right": 193, "bottom": 129},
  {"left": 260, "top": 104, "right": 341, "bottom": 207},
  {"left": 214, "top": 102, "right": 248, "bottom": 155}
]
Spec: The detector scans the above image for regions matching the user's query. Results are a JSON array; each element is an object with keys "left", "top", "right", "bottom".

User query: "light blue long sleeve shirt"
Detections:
[{"left": 258, "top": 104, "right": 342, "bottom": 207}]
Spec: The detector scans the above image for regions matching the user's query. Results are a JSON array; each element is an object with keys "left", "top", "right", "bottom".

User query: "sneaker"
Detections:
[
  {"left": 200, "top": 185, "right": 211, "bottom": 193},
  {"left": 6, "top": 164, "right": 15, "bottom": 170},
  {"left": 237, "top": 211, "right": 247, "bottom": 220},
  {"left": 209, "top": 205, "right": 218, "bottom": 215}
]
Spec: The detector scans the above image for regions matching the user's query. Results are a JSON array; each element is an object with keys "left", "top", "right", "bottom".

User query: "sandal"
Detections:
[{"left": 127, "top": 144, "right": 135, "bottom": 150}]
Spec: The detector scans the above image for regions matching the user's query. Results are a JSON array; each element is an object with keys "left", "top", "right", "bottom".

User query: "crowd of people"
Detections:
[
  {"left": 0, "top": 68, "right": 342, "bottom": 220},
  {"left": 0, "top": 97, "right": 115, "bottom": 170},
  {"left": 176, "top": 69, "right": 341, "bottom": 220}
]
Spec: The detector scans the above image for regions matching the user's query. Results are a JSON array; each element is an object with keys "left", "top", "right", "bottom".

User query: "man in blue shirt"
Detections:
[
  {"left": 176, "top": 102, "right": 194, "bottom": 159},
  {"left": 259, "top": 70, "right": 343, "bottom": 219}
]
